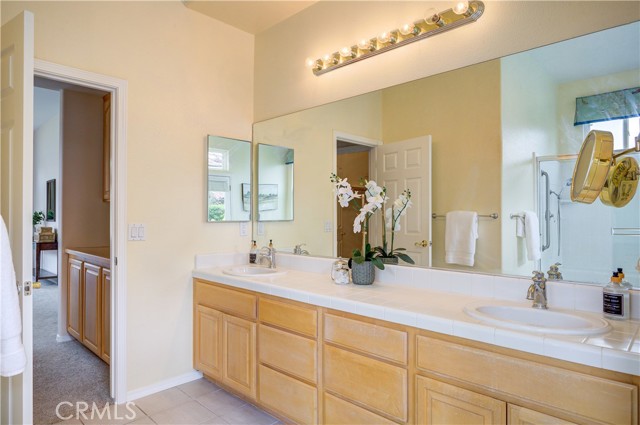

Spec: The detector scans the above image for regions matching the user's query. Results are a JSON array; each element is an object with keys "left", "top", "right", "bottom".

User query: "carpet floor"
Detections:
[{"left": 33, "top": 279, "right": 111, "bottom": 425}]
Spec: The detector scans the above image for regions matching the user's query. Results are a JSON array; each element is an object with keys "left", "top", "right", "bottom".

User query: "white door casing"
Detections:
[
  {"left": 34, "top": 59, "right": 129, "bottom": 404},
  {"left": 1, "top": 11, "right": 35, "bottom": 425},
  {"left": 373, "top": 136, "right": 432, "bottom": 267}
]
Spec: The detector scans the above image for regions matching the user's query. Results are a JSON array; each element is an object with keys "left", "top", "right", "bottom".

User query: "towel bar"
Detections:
[
  {"left": 432, "top": 213, "right": 499, "bottom": 219},
  {"left": 510, "top": 213, "right": 524, "bottom": 219}
]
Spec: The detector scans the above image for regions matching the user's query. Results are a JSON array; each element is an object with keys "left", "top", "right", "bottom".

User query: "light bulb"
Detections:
[
  {"left": 452, "top": 1, "right": 470, "bottom": 15},
  {"left": 322, "top": 53, "right": 336, "bottom": 66},
  {"left": 425, "top": 13, "right": 445, "bottom": 27},
  {"left": 357, "top": 39, "right": 371, "bottom": 50},
  {"left": 399, "top": 23, "right": 419, "bottom": 36},
  {"left": 339, "top": 46, "right": 354, "bottom": 58},
  {"left": 305, "top": 57, "right": 319, "bottom": 69},
  {"left": 377, "top": 31, "right": 397, "bottom": 44}
]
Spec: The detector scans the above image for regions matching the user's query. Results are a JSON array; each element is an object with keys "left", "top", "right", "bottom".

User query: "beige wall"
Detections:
[
  {"left": 254, "top": 1, "right": 639, "bottom": 121},
  {"left": 253, "top": 91, "right": 382, "bottom": 255},
  {"left": 382, "top": 60, "right": 502, "bottom": 272},
  {"left": 1, "top": 1, "right": 255, "bottom": 393}
]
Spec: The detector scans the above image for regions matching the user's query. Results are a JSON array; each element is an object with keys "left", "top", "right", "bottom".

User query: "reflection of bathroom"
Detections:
[{"left": 538, "top": 151, "right": 640, "bottom": 287}]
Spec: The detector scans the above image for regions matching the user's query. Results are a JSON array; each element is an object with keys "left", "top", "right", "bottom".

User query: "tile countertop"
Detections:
[{"left": 193, "top": 253, "right": 640, "bottom": 376}]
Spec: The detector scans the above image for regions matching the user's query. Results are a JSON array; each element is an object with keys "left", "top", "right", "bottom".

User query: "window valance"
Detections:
[{"left": 574, "top": 87, "right": 640, "bottom": 126}]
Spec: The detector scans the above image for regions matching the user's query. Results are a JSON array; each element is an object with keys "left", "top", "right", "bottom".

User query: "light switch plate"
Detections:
[
  {"left": 257, "top": 222, "right": 265, "bottom": 236},
  {"left": 128, "top": 223, "right": 146, "bottom": 241},
  {"left": 239, "top": 222, "right": 248, "bottom": 236},
  {"left": 324, "top": 221, "right": 332, "bottom": 232}
]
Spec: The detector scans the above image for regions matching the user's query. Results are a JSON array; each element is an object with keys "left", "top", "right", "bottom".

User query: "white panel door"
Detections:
[
  {"left": 1, "top": 11, "right": 34, "bottom": 425},
  {"left": 374, "top": 136, "right": 432, "bottom": 267}
]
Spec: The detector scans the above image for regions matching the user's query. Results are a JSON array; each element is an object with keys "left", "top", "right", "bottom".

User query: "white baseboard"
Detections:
[
  {"left": 56, "top": 333, "right": 73, "bottom": 343},
  {"left": 126, "top": 370, "right": 203, "bottom": 402}
]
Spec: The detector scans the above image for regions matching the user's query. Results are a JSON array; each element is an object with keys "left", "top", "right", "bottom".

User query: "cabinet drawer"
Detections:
[
  {"left": 324, "top": 313, "right": 407, "bottom": 365},
  {"left": 259, "top": 325, "right": 317, "bottom": 383},
  {"left": 195, "top": 280, "right": 256, "bottom": 320},
  {"left": 324, "top": 344, "right": 407, "bottom": 422},
  {"left": 416, "top": 336, "right": 637, "bottom": 425},
  {"left": 508, "top": 405, "right": 578, "bottom": 425},
  {"left": 259, "top": 298, "right": 317, "bottom": 337},
  {"left": 259, "top": 365, "right": 317, "bottom": 425},
  {"left": 324, "top": 393, "right": 397, "bottom": 425},
  {"left": 416, "top": 376, "right": 506, "bottom": 425}
]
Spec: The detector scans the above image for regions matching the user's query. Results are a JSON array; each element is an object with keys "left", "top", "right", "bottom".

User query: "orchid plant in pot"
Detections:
[
  {"left": 375, "top": 189, "right": 415, "bottom": 266},
  {"left": 331, "top": 173, "right": 415, "bottom": 283}
]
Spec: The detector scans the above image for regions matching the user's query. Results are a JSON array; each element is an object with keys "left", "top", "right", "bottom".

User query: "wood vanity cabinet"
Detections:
[
  {"left": 257, "top": 297, "right": 319, "bottom": 424},
  {"left": 193, "top": 279, "right": 639, "bottom": 425},
  {"left": 193, "top": 279, "right": 257, "bottom": 400},
  {"left": 67, "top": 258, "right": 83, "bottom": 340},
  {"left": 415, "top": 335, "right": 637, "bottom": 424},
  {"left": 82, "top": 263, "right": 102, "bottom": 355},
  {"left": 323, "top": 313, "right": 408, "bottom": 424},
  {"left": 66, "top": 250, "right": 110, "bottom": 364}
]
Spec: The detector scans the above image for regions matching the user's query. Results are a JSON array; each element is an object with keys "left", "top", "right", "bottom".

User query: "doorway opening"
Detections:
[
  {"left": 32, "top": 77, "right": 112, "bottom": 424},
  {"left": 334, "top": 133, "right": 380, "bottom": 258}
]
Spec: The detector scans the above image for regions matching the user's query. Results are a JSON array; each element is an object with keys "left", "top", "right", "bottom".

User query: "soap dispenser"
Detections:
[
  {"left": 603, "top": 271, "right": 630, "bottom": 320},
  {"left": 249, "top": 240, "right": 258, "bottom": 264},
  {"left": 617, "top": 267, "right": 632, "bottom": 289}
]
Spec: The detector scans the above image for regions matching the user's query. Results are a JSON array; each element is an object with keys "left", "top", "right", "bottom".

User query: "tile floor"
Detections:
[{"left": 55, "top": 379, "right": 281, "bottom": 425}]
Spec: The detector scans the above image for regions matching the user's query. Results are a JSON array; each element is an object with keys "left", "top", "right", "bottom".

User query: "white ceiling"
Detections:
[{"left": 183, "top": 1, "right": 317, "bottom": 35}]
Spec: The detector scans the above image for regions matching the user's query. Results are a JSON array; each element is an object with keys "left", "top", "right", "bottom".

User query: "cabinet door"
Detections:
[
  {"left": 223, "top": 314, "right": 256, "bottom": 399},
  {"left": 194, "top": 304, "right": 223, "bottom": 380},
  {"left": 508, "top": 405, "right": 578, "bottom": 425},
  {"left": 82, "top": 263, "right": 102, "bottom": 356},
  {"left": 416, "top": 376, "right": 506, "bottom": 425},
  {"left": 67, "top": 258, "right": 83, "bottom": 340},
  {"left": 101, "top": 268, "right": 111, "bottom": 364}
]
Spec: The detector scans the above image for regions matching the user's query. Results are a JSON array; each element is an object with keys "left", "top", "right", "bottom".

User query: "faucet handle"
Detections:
[{"left": 532, "top": 270, "right": 545, "bottom": 280}]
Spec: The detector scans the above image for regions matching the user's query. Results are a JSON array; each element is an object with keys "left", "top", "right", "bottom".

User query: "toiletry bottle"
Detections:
[
  {"left": 603, "top": 272, "right": 630, "bottom": 320},
  {"left": 617, "top": 267, "right": 633, "bottom": 289},
  {"left": 249, "top": 240, "right": 258, "bottom": 264}
]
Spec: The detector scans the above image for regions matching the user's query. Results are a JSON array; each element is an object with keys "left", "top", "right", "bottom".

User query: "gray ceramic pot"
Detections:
[{"left": 351, "top": 260, "right": 375, "bottom": 285}]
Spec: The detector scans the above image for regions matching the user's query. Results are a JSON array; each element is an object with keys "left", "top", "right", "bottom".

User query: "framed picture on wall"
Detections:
[
  {"left": 242, "top": 183, "right": 251, "bottom": 212},
  {"left": 258, "top": 184, "right": 278, "bottom": 211}
]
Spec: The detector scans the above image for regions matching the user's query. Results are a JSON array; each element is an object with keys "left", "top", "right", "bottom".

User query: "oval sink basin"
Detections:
[
  {"left": 464, "top": 303, "right": 611, "bottom": 336},
  {"left": 222, "top": 265, "right": 287, "bottom": 278}
]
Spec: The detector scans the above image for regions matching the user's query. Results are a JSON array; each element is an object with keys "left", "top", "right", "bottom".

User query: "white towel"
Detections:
[
  {"left": 445, "top": 211, "right": 478, "bottom": 267},
  {"left": 1, "top": 215, "right": 26, "bottom": 377},
  {"left": 515, "top": 215, "right": 525, "bottom": 237},
  {"left": 523, "top": 211, "right": 541, "bottom": 261}
]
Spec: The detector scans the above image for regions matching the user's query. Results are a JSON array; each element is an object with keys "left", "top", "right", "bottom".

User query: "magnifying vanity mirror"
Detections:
[
  {"left": 252, "top": 21, "right": 640, "bottom": 288},
  {"left": 206, "top": 135, "right": 251, "bottom": 222}
]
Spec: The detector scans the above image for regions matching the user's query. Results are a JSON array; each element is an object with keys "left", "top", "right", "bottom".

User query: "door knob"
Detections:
[{"left": 415, "top": 240, "right": 431, "bottom": 247}]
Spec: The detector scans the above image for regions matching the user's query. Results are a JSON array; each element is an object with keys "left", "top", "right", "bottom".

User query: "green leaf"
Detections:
[
  {"left": 396, "top": 252, "right": 415, "bottom": 264},
  {"left": 371, "top": 257, "right": 385, "bottom": 270},
  {"left": 352, "top": 255, "right": 365, "bottom": 264}
]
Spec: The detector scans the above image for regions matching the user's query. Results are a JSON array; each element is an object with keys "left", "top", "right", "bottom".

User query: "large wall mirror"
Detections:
[
  {"left": 207, "top": 135, "right": 251, "bottom": 222},
  {"left": 257, "top": 143, "right": 294, "bottom": 221},
  {"left": 253, "top": 22, "right": 640, "bottom": 288}
]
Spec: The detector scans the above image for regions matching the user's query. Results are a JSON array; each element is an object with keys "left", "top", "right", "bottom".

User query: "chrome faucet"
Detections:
[
  {"left": 527, "top": 271, "right": 548, "bottom": 309},
  {"left": 294, "top": 244, "right": 309, "bottom": 255},
  {"left": 257, "top": 246, "right": 276, "bottom": 269},
  {"left": 547, "top": 262, "right": 563, "bottom": 280}
]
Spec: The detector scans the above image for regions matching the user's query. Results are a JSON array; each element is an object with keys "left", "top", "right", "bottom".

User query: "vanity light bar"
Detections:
[{"left": 307, "top": 1, "right": 485, "bottom": 76}]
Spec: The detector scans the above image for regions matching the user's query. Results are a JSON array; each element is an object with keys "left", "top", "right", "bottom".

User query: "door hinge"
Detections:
[{"left": 17, "top": 281, "right": 32, "bottom": 296}]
